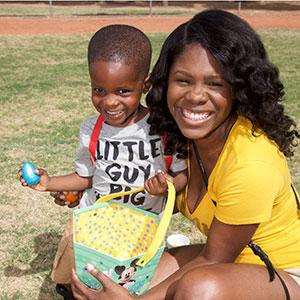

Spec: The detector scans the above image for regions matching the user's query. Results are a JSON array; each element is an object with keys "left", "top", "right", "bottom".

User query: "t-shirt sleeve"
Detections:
[
  {"left": 214, "top": 161, "right": 284, "bottom": 225},
  {"left": 74, "top": 117, "right": 97, "bottom": 177},
  {"left": 169, "top": 155, "right": 187, "bottom": 173}
]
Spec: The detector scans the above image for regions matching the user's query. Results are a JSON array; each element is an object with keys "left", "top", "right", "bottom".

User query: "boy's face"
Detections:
[{"left": 89, "top": 60, "right": 148, "bottom": 127}]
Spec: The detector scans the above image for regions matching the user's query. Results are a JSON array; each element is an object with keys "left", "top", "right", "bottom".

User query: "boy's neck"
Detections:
[{"left": 130, "top": 105, "right": 148, "bottom": 124}]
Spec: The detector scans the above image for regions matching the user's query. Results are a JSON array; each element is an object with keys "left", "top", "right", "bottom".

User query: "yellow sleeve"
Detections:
[{"left": 214, "top": 161, "right": 284, "bottom": 225}]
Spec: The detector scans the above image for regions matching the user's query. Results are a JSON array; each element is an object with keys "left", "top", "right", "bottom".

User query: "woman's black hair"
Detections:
[{"left": 146, "top": 9, "right": 299, "bottom": 158}]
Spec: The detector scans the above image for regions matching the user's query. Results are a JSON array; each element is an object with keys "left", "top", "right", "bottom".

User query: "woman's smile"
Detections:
[
  {"left": 167, "top": 44, "right": 233, "bottom": 140},
  {"left": 181, "top": 108, "right": 211, "bottom": 122}
]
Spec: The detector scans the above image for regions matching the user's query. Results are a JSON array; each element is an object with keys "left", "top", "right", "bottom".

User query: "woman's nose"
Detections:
[{"left": 187, "top": 84, "right": 207, "bottom": 104}]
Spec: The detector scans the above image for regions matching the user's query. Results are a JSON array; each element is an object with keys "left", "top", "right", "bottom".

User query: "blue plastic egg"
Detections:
[{"left": 22, "top": 161, "right": 40, "bottom": 186}]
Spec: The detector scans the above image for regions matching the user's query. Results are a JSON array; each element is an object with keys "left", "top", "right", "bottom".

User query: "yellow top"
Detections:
[{"left": 177, "top": 115, "right": 300, "bottom": 268}]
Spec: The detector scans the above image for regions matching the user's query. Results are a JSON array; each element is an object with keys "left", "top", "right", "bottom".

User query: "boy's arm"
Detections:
[
  {"left": 44, "top": 172, "right": 92, "bottom": 192},
  {"left": 19, "top": 166, "right": 92, "bottom": 193}
]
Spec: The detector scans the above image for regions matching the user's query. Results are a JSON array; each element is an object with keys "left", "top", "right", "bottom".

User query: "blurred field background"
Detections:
[
  {"left": 0, "top": 0, "right": 299, "bottom": 18},
  {"left": 0, "top": 2, "right": 299, "bottom": 299},
  {"left": 0, "top": 2, "right": 197, "bottom": 17}
]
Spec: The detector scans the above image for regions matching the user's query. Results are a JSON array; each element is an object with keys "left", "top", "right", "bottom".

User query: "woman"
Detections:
[{"left": 71, "top": 9, "right": 300, "bottom": 300}]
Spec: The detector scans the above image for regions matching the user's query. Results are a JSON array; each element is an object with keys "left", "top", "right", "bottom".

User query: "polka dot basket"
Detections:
[{"left": 73, "top": 181, "right": 175, "bottom": 296}]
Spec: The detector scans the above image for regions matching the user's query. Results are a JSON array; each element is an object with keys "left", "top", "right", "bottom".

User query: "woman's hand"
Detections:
[{"left": 71, "top": 265, "right": 134, "bottom": 300}]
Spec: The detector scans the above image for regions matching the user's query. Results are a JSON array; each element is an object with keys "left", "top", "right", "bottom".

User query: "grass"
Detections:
[
  {"left": 0, "top": 3, "right": 199, "bottom": 17},
  {"left": 0, "top": 30, "right": 299, "bottom": 299}
]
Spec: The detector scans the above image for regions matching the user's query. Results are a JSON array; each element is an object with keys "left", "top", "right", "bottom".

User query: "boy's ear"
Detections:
[{"left": 142, "top": 76, "right": 151, "bottom": 94}]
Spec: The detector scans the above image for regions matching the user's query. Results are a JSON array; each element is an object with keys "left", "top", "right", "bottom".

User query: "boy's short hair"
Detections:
[{"left": 88, "top": 24, "right": 152, "bottom": 78}]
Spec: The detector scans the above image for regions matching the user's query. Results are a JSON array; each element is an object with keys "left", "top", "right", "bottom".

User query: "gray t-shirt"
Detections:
[{"left": 75, "top": 113, "right": 186, "bottom": 214}]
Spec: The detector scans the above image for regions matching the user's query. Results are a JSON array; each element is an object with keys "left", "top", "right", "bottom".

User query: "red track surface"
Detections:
[{"left": 0, "top": 13, "right": 299, "bottom": 35}]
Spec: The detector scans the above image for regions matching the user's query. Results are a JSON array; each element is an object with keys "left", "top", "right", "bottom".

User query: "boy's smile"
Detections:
[{"left": 89, "top": 60, "right": 148, "bottom": 127}]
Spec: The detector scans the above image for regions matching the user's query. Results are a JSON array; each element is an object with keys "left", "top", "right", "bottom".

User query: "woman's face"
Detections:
[{"left": 167, "top": 44, "right": 233, "bottom": 141}]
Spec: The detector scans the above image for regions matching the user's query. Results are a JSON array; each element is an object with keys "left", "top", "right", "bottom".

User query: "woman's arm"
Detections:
[{"left": 142, "top": 218, "right": 259, "bottom": 300}]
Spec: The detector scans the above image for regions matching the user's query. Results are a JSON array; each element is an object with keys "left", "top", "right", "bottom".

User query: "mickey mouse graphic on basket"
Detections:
[{"left": 114, "top": 259, "right": 139, "bottom": 290}]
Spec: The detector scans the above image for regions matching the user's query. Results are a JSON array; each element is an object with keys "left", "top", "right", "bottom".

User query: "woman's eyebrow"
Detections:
[
  {"left": 171, "top": 70, "right": 223, "bottom": 79},
  {"left": 170, "top": 70, "right": 192, "bottom": 76},
  {"left": 206, "top": 74, "right": 223, "bottom": 79}
]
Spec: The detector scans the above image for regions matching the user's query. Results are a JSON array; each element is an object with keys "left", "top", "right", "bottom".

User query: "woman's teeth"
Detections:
[{"left": 182, "top": 109, "right": 209, "bottom": 121}]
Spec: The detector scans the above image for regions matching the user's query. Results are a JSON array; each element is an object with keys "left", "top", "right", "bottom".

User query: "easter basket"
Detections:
[{"left": 73, "top": 181, "right": 175, "bottom": 296}]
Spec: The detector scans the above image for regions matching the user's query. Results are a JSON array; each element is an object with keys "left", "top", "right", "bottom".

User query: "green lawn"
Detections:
[
  {"left": 0, "top": 30, "right": 299, "bottom": 299},
  {"left": 0, "top": 3, "right": 198, "bottom": 17}
]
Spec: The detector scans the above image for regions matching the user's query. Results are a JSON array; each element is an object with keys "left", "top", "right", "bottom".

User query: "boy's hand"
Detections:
[
  {"left": 18, "top": 166, "right": 50, "bottom": 192},
  {"left": 144, "top": 170, "right": 173, "bottom": 196},
  {"left": 50, "top": 191, "right": 82, "bottom": 208}
]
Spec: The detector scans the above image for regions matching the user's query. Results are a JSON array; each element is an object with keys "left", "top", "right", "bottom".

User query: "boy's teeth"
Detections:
[
  {"left": 182, "top": 109, "right": 209, "bottom": 121},
  {"left": 107, "top": 111, "right": 121, "bottom": 116}
]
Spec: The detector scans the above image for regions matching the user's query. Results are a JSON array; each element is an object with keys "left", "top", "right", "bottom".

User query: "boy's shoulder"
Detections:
[{"left": 79, "top": 115, "right": 99, "bottom": 134}]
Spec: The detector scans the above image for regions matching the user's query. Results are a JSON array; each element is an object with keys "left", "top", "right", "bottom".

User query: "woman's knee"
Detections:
[{"left": 174, "top": 268, "right": 227, "bottom": 300}]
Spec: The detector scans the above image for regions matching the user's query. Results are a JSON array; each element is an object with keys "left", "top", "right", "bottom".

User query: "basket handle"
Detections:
[
  {"left": 136, "top": 180, "right": 175, "bottom": 266},
  {"left": 95, "top": 187, "right": 144, "bottom": 204},
  {"left": 95, "top": 181, "right": 176, "bottom": 267}
]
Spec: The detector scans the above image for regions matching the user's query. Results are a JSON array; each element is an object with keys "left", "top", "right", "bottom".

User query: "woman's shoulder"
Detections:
[{"left": 224, "top": 115, "right": 286, "bottom": 166}]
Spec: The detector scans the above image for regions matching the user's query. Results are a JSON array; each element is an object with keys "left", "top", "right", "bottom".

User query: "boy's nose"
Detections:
[{"left": 104, "top": 94, "right": 119, "bottom": 108}]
